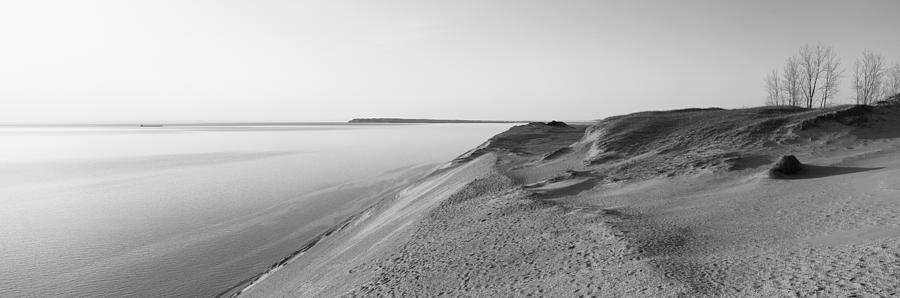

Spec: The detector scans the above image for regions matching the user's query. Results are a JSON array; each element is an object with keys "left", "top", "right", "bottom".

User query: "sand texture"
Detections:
[{"left": 241, "top": 105, "right": 900, "bottom": 297}]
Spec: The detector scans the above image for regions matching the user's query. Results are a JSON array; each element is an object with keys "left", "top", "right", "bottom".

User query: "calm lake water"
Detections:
[{"left": 0, "top": 123, "right": 512, "bottom": 297}]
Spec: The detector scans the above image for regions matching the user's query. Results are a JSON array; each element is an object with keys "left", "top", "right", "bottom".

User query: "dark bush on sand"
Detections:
[
  {"left": 546, "top": 120, "right": 569, "bottom": 127},
  {"left": 877, "top": 93, "right": 900, "bottom": 105},
  {"left": 768, "top": 155, "right": 802, "bottom": 178}
]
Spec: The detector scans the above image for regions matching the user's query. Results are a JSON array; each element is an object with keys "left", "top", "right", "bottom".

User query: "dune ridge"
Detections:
[{"left": 241, "top": 104, "right": 900, "bottom": 296}]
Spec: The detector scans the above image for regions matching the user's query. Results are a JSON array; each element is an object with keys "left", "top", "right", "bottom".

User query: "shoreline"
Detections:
[
  {"left": 235, "top": 122, "right": 587, "bottom": 296},
  {"left": 217, "top": 215, "right": 358, "bottom": 298},
  {"left": 347, "top": 118, "right": 527, "bottom": 124},
  {"left": 217, "top": 161, "right": 453, "bottom": 297}
]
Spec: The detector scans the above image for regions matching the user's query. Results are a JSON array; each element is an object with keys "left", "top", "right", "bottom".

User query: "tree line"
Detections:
[{"left": 765, "top": 45, "right": 900, "bottom": 107}]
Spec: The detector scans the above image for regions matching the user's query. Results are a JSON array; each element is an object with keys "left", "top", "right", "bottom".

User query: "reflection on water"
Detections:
[{"left": 0, "top": 123, "right": 511, "bottom": 297}]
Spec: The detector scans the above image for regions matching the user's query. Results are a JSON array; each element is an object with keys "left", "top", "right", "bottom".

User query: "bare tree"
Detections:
[
  {"left": 782, "top": 57, "right": 802, "bottom": 106},
  {"left": 820, "top": 49, "right": 842, "bottom": 107},
  {"left": 854, "top": 49, "right": 886, "bottom": 105},
  {"left": 882, "top": 63, "right": 900, "bottom": 101},
  {"left": 764, "top": 45, "right": 841, "bottom": 107},
  {"left": 798, "top": 45, "right": 830, "bottom": 108},
  {"left": 764, "top": 69, "right": 784, "bottom": 106}
]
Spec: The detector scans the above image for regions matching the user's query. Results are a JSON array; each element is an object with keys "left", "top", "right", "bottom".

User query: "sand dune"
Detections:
[{"left": 241, "top": 104, "right": 900, "bottom": 296}]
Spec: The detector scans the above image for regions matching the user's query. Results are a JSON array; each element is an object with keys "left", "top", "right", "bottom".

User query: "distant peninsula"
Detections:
[{"left": 348, "top": 118, "right": 525, "bottom": 124}]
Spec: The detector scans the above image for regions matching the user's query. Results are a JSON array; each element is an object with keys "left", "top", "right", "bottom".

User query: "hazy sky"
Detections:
[{"left": 2, "top": 0, "right": 899, "bottom": 122}]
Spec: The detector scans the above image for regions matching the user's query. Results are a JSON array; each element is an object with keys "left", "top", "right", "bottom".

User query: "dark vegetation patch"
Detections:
[
  {"left": 798, "top": 105, "right": 873, "bottom": 130},
  {"left": 767, "top": 155, "right": 802, "bottom": 178},
  {"left": 546, "top": 120, "right": 570, "bottom": 127}
]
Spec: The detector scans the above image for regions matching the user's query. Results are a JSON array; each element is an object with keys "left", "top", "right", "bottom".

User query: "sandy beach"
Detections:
[{"left": 238, "top": 104, "right": 900, "bottom": 297}]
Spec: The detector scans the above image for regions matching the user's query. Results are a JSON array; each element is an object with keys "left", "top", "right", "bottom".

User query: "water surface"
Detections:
[{"left": 0, "top": 123, "right": 512, "bottom": 297}]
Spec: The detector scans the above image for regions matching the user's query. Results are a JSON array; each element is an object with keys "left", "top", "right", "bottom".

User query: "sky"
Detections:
[{"left": 1, "top": 0, "right": 899, "bottom": 123}]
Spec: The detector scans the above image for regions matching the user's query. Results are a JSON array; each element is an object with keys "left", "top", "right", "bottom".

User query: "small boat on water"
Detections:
[{"left": 139, "top": 124, "right": 163, "bottom": 127}]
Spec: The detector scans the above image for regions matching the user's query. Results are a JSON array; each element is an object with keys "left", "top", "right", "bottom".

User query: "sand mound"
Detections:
[
  {"left": 570, "top": 105, "right": 897, "bottom": 180},
  {"left": 456, "top": 121, "right": 586, "bottom": 161}
]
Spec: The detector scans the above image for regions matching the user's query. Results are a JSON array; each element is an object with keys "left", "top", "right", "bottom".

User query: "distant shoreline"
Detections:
[
  {"left": 0, "top": 122, "right": 354, "bottom": 127},
  {"left": 0, "top": 120, "right": 526, "bottom": 127},
  {"left": 348, "top": 118, "right": 526, "bottom": 124}
]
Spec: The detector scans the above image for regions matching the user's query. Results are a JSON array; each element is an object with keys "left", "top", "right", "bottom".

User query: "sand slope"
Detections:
[
  {"left": 240, "top": 153, "right": 503, "bottom": 296},
  {"left": 242, "top": 105, "right": 900, "bottom": 297}
]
